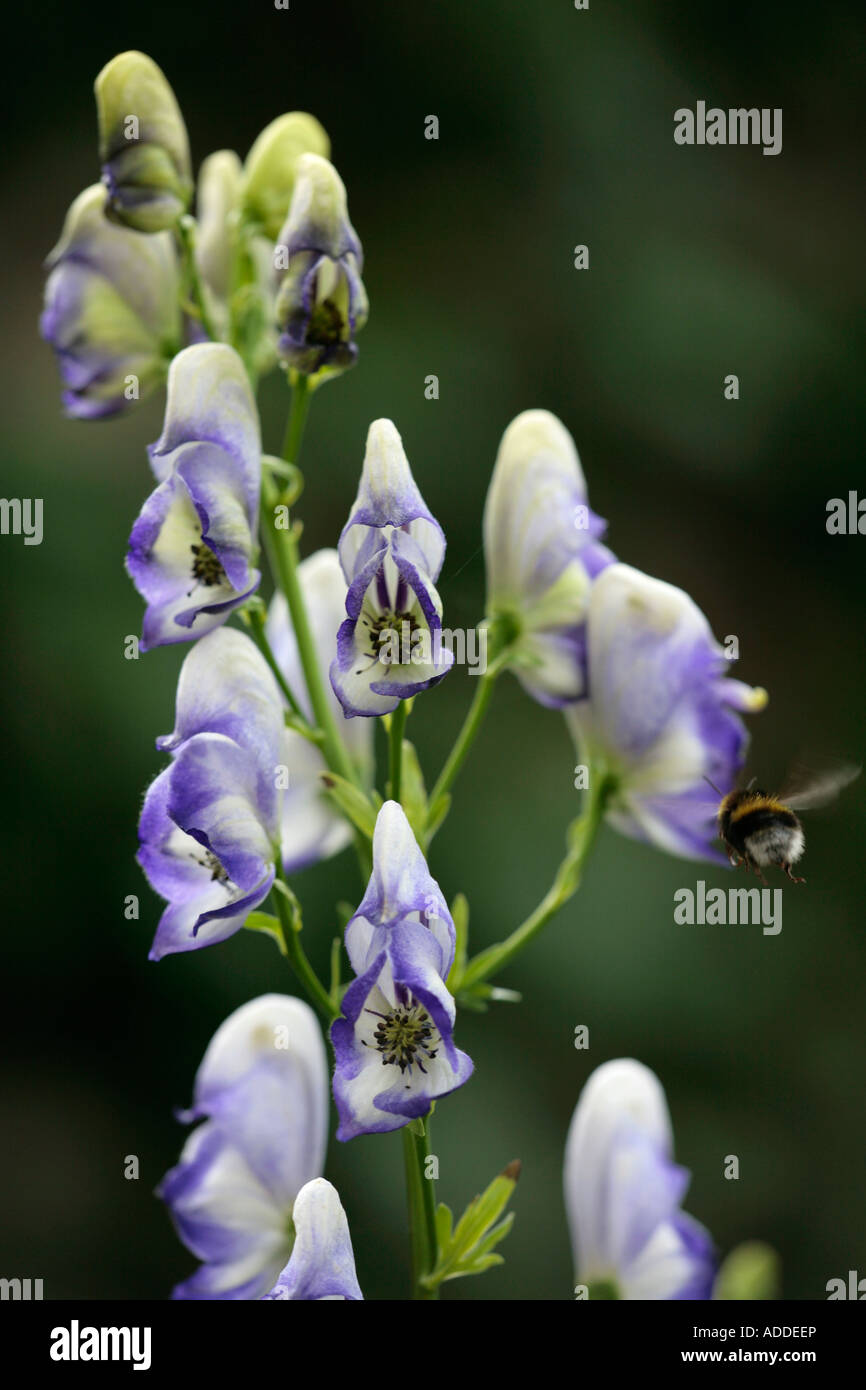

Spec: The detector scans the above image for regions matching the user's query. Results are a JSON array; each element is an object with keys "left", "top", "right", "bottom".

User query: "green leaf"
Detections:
[
  {"left": 425, "top": 792, "right": 451, "bottom": 841},
  {"left": 423, "top": 1161, "right": 520, "bottom": 1290},
  {"left": 456, "top": 980, "right": 521, "bottom": 1011},
  {"left": 714, "top": 1242, "right": 781, "bottom": 1301},
  {"left": 329, "top": 936, "right": 342, "bottom": 1009},
  {"left": 435, "top": 1203, "right": 453, "bottom": 1249},
  {"left": 243, "top": 911, "right": 287, "bottom": 956},
  {"left": 446, "top": 893, "right": 469, "bottom": 992},
  {"left": 319, "top": 772, "right": 378, "bottom": 839}
]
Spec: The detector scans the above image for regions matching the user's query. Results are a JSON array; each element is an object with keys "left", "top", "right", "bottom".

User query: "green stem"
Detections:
[
  {"left": 243, "top": 603, "right": 307, "bottom": 723},
  {"left": 388, "top": 702, "right": 408, "bottom": 802},
  {"left": 459, "top": 773, "right": 613, "bottom": 990},
  {"left": 175, "top": 218, "right": 219, "bottom": 342},
  {"left": 427, "top": 673, "right": 496, "bottom": 834},
  {"left": 282, "top": 375, "right": 311, "bottom": 465},
  {"left": 260, "top": 472, "right": 358, "bottom": 790},
  {"left": 271, "top": 882, "right": 336, "bottom": 1023},
  {"left": 401, "top": 1123, "right": 439, "bottom": 1300}
]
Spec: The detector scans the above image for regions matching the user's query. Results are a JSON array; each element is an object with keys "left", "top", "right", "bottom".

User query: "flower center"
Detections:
[
  {"left": 190, "top": 849, "right": 231, "bottom": 885},
  {"left": 307, "top": 298, "right": 343, "bottom": 347},
  {"left": 190, "top": 542, "right": 227, "bottom": 588},
  {"left": 364, "top": 1001, "right": 440, "bottom": 1074},
  {"left": 360, "top": 609, "right": 420, "bottom": 662}
]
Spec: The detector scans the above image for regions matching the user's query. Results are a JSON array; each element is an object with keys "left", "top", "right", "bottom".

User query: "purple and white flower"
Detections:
[
  {"left": 138, "top": 628, "right": 285, "bottom": 960},
  {"left": 95, "top": 51, "right": 192, "bottom": 233},
  {"left": 331, "top": 802, "right": 473, "bottom": 1140},
  {"left": 266, "top": 549, "right": 373, "bottom": 871},
  {"left": 40, "top": 184, "right": 182, "bottom": 419},
  {"left": 274, "top": 153, "right": 368, "bottom": 381},
  {"left": 566, "top": 563, "right": 767, "bottom": 861},
  {"left": 262, "top": 1179, "right": 363, "bottom": 1301},
  {"left": 126, "top": 343, "right": 262, "bottom": 650},
  {"left": 564, "top": 1059, "right": 715, "bottom": 1300},
  {"left": 330, "top": 419, "right": 453, "bottom": 718},
  {"left": 483, "top": 409, "right": 614, "bottom": 706},
  {"left": 159, "top": 995, "right": 350, "bottom": 1299}
]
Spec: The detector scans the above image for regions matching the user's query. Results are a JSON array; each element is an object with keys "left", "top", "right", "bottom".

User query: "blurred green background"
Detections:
[{"left": 1, "top": 0, "right": 864, "bottom": 1301}]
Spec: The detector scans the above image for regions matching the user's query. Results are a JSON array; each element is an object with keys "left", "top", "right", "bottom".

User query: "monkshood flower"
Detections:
[
  {"left": 242, "top": 112, "right": 331, "bottom": 241},
  {"left": 331, "top": 802, "right": 473, "bottom": 1139},
  {"left": 266, "top": 549, "right": 374, "bottom": 871},
  {"left": 40, "top": 184, "right": 182, "bottom": 419},
  {"left": 127, "top": 342, "right": 262, "bottom": 649},
  {"left": 483, "top": 409, "right": 614, "bottom": 706},
  {"left": 274, "top": 153, "right": 368, "bottom": 380},
  {"left": 95, "top": 51, "right": 192, "bottom": 232},
  {"left": 138, "top": 628, "right": 284, "bottom": 959},
  {"left": 159, "top": 994, "right": 343, "bottom": 1299},
  {"left": 565, "top": 563, "right": 768, "bottom": 861},
  {"left": 330, "top": 419, "right": 453, "bottom": 717},
  {"left": 262, "top": 1179, "right": 363, "bottom": 1301},
  {"left": 564, "top": 1059, "right": 715, "bottom": 1300}
]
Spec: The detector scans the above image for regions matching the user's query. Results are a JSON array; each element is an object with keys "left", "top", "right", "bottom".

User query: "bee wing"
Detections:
[{"left": 780, "top": 761, "right": 861, "bottom": 811}]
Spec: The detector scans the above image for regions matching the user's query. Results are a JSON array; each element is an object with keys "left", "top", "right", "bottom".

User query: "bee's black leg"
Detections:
[{"left": 782, "top": 862, "right": 806, "bottom": 885}]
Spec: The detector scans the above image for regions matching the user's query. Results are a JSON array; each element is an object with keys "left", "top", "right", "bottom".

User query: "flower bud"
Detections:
[
  {"left": 242, "top": 112, "right": 330, "bottom": 240},
  {"left": 564, "top": 1060, "right": 715, "bottom": 1300},
  {"left": 40, "top": 184, "right": 182, "bottom": 418},
  {"left": 95, "top": 51, "right": 192, "bottom": 232},
  {"left": 274, "top": 154, "right": 368, "bottom": 381},
  {"left": 195, "top": 150, "right": 243, "bottom": 310},
  {"left": 483, "top": 410, "right": 613, "bottom": 705}
]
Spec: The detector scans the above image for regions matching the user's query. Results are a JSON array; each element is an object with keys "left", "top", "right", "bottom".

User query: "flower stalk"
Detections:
[
  {"left": 402, "top": 1121, "right": 439, "bottom": 1300},
  {"left": 458, "top": 769, "right": 614, "bottom": 992}
]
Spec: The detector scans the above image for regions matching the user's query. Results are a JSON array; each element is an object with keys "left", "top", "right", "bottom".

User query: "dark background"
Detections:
[{"left": 1, "top": 0, "right": 864, "bottom": 1301}]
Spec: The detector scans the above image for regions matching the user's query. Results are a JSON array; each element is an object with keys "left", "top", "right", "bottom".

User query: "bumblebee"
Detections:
[{"left": 708, "top": 764, "right": 860, "bottom": 885}]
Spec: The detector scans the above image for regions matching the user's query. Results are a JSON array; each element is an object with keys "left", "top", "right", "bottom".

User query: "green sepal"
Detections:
[
  {"left": 714, "top": 1242, "right": 781, "bottom": 1301},
  {"left": 408, "top": 1117, "right": 426, "bottom": 1138},
  {"left": 243, "top": 910, "right": 287, "bottom": 956},
  {"left": 421, "top": 1161, "right": 520, "bottom": 1290},
  {"left": 320, "top": 772, "right": 379, "bottom": 840}
]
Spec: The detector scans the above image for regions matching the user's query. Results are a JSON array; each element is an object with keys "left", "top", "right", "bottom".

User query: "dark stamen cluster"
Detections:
[
  {"left": 359, "top": 609, "right": 420, "bottom": 662},
  {"left": 364, "top": 1001, "right": 439, "bottom": 1075},
  {"left": 190, "top": 543, "right": 227, "bottom": 588},
  {"left": 190, "top": 849, "right": 231, "bottom": 884},
  {"left": 307, "top": 299, "right": 343, "bottom": 347}
]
